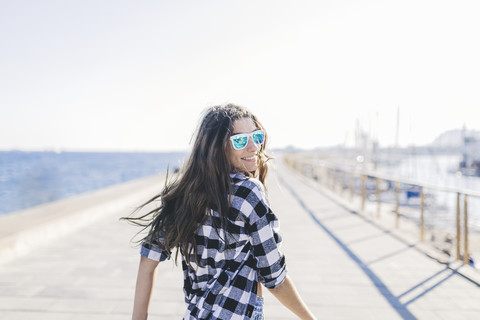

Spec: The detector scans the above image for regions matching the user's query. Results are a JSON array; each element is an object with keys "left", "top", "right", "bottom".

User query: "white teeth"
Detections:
[{"left": 242, "top": 156, "right": 256, "bottom": 160}]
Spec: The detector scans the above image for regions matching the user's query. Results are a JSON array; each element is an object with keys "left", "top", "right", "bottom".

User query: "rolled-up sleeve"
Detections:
[
  {"left": 140, "top": 232, "right": 171, "bottom": 262},
  {"left": 242, "top": 180, "right": 287, "bottom": 289},
  {"left": 249, "top": 210, "right": 287, "bottom": 288}
]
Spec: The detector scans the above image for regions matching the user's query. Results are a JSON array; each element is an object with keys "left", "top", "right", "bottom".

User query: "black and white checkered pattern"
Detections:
[{"left": 140, "top": 172, "right": 287, "bottom": 319}]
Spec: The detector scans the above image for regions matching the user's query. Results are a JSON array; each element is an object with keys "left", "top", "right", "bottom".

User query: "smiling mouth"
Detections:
[{"left": 242, "top": 155, "right": 257, "bottom": 161}]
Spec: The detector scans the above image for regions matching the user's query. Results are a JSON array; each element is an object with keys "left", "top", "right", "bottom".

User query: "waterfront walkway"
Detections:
[{"left": 0, "top": 163, "right": 479, "bottom": 319}]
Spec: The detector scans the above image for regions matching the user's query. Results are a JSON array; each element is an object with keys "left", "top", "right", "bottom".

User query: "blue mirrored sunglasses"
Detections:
[{"left": 229, "top": 130, "right": 265, "bottom": 150}]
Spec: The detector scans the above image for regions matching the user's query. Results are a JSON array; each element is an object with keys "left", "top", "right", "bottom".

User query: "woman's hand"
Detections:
[{"left": 267, "top": 275, "right": 317, "bottom": 320}]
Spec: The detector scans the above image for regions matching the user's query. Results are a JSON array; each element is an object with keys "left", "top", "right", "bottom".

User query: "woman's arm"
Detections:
[
  {"left": 257, "top": 282, "right": 263, "bottom": 297},
  {"left": 132, "top": 255, "right": 160, "bottom": 320},
  {"left": 268, "top": 275, "right": 317, "bottom": 320}
]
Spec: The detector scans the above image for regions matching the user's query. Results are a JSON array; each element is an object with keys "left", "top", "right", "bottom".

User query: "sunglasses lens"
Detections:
[
  {"left": 231, "top": 131, "right": 265, "bottom": 150},
  {"left": 232, "top": 135, "right": 248, "bottom": 150},
  {"left": 253, "top": 131, "right": 265, "bottom": 145}
]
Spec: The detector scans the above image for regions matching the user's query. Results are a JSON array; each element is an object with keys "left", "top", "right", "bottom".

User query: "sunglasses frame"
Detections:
[{"left": 229, "top": 130, "right": 265, "bottom": 150}]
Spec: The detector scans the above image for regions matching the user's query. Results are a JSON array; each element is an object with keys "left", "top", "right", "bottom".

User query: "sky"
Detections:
[{"left": 1, "top": 0, "right": 480, "bottom": 152}]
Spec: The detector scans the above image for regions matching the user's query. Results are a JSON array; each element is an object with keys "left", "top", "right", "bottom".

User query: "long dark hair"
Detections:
[{"left": 122, "top": 104, "right": 271, "bottom": 266}]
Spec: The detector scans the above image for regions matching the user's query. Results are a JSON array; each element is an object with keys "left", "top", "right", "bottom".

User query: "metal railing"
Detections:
[{"left": 284, "top": 154, "right": 480, "bottom": 266}]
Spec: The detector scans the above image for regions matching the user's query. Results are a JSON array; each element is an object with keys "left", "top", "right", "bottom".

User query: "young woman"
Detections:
[{"left": 125, "top": 104, "right": 316, "bottom": 320}]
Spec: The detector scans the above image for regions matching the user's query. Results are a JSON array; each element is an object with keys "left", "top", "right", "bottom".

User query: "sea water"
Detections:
[{"left": 0, "top": 151, "right": 187, "bottom": 215}]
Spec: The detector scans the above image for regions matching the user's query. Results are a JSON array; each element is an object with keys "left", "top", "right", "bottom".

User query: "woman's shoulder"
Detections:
[
  {"left": 230, "top": 173, "right": 270, "bottom": 221},
  {"left": 230, "top": 172, "right": 267, "bottom": 204},
  {"left": 230, "top": 172, "right": 265, "bottom": 192}
]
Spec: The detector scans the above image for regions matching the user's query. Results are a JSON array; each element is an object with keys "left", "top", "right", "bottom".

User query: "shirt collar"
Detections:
[{"left": 230, "top": 172, "right": 247, "bottom": 180}]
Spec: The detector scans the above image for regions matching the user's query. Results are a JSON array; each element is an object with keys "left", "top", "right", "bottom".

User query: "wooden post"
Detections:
[
  {"left": 328, "top": 169, "right": 332, "bottom": 190},
  {"left": 332, "top": 170, "right": 336, "bottom": 193},
  {"left": 335, "top": 170, "right": 340, "bottom": 194},
  {"left": 395, "top": 182, "right": 400, "bottom": 229},
  {"left": 350, "top": 173, "right": 354, "bottom": 201},
  {"left": 361, "top": 175, "right": 366, "bottom": 211},
  {"left": 325, "top": 168, "right": 328, "bottom": 187},
  {"left": 376, "top": 178, "right": 381, "bottom": 218},
  {"left": 339, "top": 171, "right": 344, "bottom": 196},
  {"left": 456, "top": 192, "right": 461, "bottom": 261},
  {"left": 334, "top": 170, "right": 338, "bottom": 192},
  {"left": 420, "top": 187, "right": 425, "bottom": 242},
  {"left": 330, "top": 169, "right": 334, "bottom": 191},
  {"left": 464, "top": 195, "right": 470, "bottom": 265}
]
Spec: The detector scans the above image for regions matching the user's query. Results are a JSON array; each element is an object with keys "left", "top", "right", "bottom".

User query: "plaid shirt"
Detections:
[{"left": 140, "top": 172, "right": 287, "bottom": 319}]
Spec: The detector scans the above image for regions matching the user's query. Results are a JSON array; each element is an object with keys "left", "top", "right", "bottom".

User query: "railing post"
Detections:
[
  {"left": 420, "top": 187, "right": 425, "bottom": 242},
  {"left": 323, "top": 167, "right": 328, "bottom": 187},
  {"left": 376, "top": 177, "right": 381, "bottom": 218},
  {"left": 332, "top": 169, "right": 336, "bottom": 192},
  {"left": 456, "top": 192, "right": 461, "bottom": 261},
  {"left": 329, "top": 168, "right": 333, "bottom": 190},
  {"left": 333, "top": 170, "right": 337, "bottom": 191},
  {"left": 361, "top": 174, "right": 366, "bottom": 211},
  {"left": 395, "top": 182, "right": 400, "bottom": 229},
  {"left": 324, "top": 168, "right": 328, "bottom": 187},
  {"left": 464, "top": 195, "right": 469, "bottom": 265},
  {"left": 334, "top": 170, "right": 338, "bottom": 194},
  {"left": 335, "top": 170, "right": 340, "bottom": 194},
  {"left": 339, "top": 171, "right": 344, "bottom": 196},
  {"left": 349, "top": 173, "right": 354, "bottom": 201}
]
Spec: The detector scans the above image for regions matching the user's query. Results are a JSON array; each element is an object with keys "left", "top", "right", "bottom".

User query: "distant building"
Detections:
[{"left": 459, "top": 127, "right": 480, "bottom": 176}]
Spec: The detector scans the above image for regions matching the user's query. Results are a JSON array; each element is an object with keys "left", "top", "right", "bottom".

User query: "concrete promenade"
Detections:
[{"left": 1, "top": 163, "right": 480, "bottom": 319}]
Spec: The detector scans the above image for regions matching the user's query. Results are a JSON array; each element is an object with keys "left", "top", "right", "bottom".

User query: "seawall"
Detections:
[{"left": 0, "top": 174, "right": 165, "bottom": 264}]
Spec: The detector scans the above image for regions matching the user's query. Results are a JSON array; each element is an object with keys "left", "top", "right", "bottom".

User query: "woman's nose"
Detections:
[{"left": 246, "top": 136, "right": 259, "bottom": 151}]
